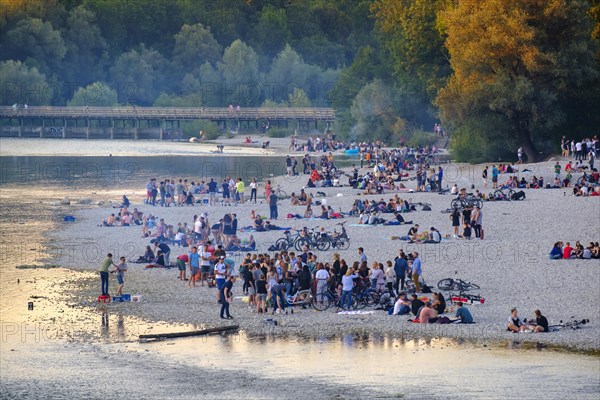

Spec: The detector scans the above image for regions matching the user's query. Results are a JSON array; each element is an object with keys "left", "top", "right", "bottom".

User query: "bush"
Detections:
[
  {"left": 267, "top": 128, "right": 294, "bottom": 138},
  {"left": 405, "top": 130, "right": 438, "bottom": 148},
  {"left": 182, "top": 120, "right": 219, "bottom": 140}
]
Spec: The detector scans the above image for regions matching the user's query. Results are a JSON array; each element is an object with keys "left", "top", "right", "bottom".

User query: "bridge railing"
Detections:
[{"left": 0, "top": 106, "right": 335, "bottom": 120}]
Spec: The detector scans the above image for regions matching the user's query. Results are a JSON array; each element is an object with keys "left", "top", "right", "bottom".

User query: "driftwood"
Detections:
[{"left": 139, "top": 325, "right": 239, "bottom": 341}]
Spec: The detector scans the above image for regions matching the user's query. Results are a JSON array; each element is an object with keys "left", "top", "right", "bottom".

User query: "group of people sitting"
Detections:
[
  {"left": 101, "top": 205, "right": 144, "bottom": 227},
  {"left": 549, "top": 241, "right": 600, "bottom": 259},
  {"left": 389, "top": 291, "right": 474, "bottom": 324}
]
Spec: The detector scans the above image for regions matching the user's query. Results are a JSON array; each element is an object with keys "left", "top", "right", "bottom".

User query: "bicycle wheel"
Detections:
[
  {"left": 460, "top": 281, "right": 480, "bottom": 291},
  {"left": 277, "top": 189, "right": 287, "bottom": 199},
  {"left": 365, "top": 290, "right": 379, "bottom": 307},
  {"left": 507, "top": 189, "right": 516, "bottom": 200},
  {"left": 437, "top": 278, "right": 455, "bottom": 291},
  {"left": 336, "top": 238, "right": 350, "bottom": 250},
  {"left": 294, "top": 237, "right": 309, "bottom": 251},
  {"left": 379, "top": 292, "right": 393, "bottom": 309},
  {"left": 312, "top": 293, "right": 331, "bottom": 311},
  {"left": 275, "top": 238, "right": 290, "bottom": 251},
  {"left": 316, "top": 237, "right": 331, "bottom": 252}
]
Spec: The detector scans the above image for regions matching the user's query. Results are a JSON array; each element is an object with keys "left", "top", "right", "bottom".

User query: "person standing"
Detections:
[
  {"left": 517, "top": 147, "right": 523, "bottom": 164},
  {"left": 339, "top": 268, "right": 358, "bottom": 310},
  {"left": 214, "top": 256, "right": 228, "bottom": 302},
  {"left": 235, "top": 178, "right": 245, "bottom": 204},
  {"left": 491, "top": 165, "right": 499, "bottom": 189},
  {"left": 99, "top": 253, "right": 117, "bottom": 296},
  {"left": 358, "top": 247, "right": 367, "bottom": 264},
  {"left": 249, "top": 178, "right": 258, "bottom": 204},
  {"left": 220, "top": 275, "right": 235, "bottom": 319},
  {"left": 411, "top": 252, "right": 422, "bottom": 293},
  {"left": 482, "top": 166, "right": 488, "bottom": 188},
  {"left": 208, "top": 178, "right": 218, "bottom": 206},
  {"left": 187, "top": 247, "right": 200, "bottom": 288},
  {"left": 437, "top": 166, "right": 443, "bottom": 191},
  {"left": 394, "top": 250, "right": 408, "bottom": 292},
  {"left": 471, "top": 206, "right": 483, "bottom": 239},
  {"left": 111, "top": 256, "right": 128, "bottom": 296},
  {"left": 200, "top": 244, "right": 212, "bottom": 287},
  {"left": 268, "top": 190, "right": 278, "bottom": 220}
]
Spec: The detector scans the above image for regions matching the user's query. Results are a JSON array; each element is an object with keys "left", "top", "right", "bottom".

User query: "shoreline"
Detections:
[{"left": 42, "top": 157, "right": 600, "bottom": 352}]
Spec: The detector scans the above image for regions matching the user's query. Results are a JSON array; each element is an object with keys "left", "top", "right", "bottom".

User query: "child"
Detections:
[
  {"left": 112, "top": 256, "right": 128, "bottom": 296},
  {"left": 463, "top": 222, "right": 472, "bottom": 240}
]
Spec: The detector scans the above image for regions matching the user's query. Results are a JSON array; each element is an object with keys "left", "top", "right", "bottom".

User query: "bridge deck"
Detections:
[{"left": 0, "top": 106, "right": 335, "bottom": 121}]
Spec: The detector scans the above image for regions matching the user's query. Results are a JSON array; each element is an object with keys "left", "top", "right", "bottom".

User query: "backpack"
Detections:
[
  {"left": 511, "top": 190, "right": 526, "bottom": 200},
  {"left": 422, "top": 205, "right": 432, "bottom": 211}
]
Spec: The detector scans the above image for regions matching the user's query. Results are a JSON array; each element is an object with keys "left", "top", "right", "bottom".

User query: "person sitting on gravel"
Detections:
[
  {"left": 549, "top": 242, "right": 563, "bottom": 259},
  {"left": 418, "top": 301, "right": 436, "bottom": 324},
  {"left": 507, "top": 308, "right": 528, "bottom": 332},
  {"left": 389, "top": 292, "right": 411, "bottom": 315},
  {"left": 530, "top": 309, "right": 549, "bottom": 332},
  {"left": 453, "top": 301, "right": 473, "bottom": 324}
]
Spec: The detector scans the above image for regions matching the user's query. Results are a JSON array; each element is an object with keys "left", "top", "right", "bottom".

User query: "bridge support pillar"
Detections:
[
  {"left": 160, "top": 128, "right": 164, "bottom": 140},
  {"left": 86, "top": 127, "right": 90, "bottom": 139}
]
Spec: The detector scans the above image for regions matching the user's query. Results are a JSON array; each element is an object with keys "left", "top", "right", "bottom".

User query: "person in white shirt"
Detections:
[
  {"left": 214, "top": 256, "right": 228, "bottom": 301},
  {"left": 339, "top": 268, "right": 358, "bottom": 310},
  {"left": 314, "top": 264, "right": 330, "bottom": 301}
]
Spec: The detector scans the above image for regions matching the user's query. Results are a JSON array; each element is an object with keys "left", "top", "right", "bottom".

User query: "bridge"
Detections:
[{"left": 0, "top": 106, "right": 336, "bottom": 140}]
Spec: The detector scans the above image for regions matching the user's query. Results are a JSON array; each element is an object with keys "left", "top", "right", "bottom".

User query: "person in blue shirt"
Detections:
[
  {"left": 549, "top": 242, "right": 563, "bottom": 259},
  {"left": 437, "top": 166, "right": 443, "bottom": 191},
  {"left": 411, "top": 252, "right": 422, "bottom": 293},
  {"left": 394, "top": 251, "right": 409, "bottom": 293},
  {"left": 208, "top": 178, "right": 218, "bottom": 205},
  {"left": 454, "top": 301, "right": 474, "bottom": 323}
]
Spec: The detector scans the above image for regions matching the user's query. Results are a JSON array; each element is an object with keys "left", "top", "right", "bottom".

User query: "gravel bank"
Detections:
[{"left": 47, "top": 159, "right": 600, "bottom": 351}]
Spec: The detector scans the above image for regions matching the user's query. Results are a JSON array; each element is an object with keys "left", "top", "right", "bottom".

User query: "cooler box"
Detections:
[
  {"left": 121, "top": 294, "right": 131, "bottom": 301},
  {"left": 112, "top": 296, "right": 124, "bottom": 302},
  {"left": 97, "top": 295, "right": 111, "bottom": 303}
]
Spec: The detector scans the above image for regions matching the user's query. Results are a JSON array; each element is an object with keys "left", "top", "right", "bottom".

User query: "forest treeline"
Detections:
[{"left": 1, "top": 0, "right": 598, "bottom": 161}]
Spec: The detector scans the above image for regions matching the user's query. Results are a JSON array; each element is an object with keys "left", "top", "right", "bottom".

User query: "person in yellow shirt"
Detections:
[{"left": 235, "top": 178, "right": 245, "bottom": 204}]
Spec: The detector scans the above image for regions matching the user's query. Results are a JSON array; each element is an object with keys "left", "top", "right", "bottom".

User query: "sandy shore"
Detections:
[{"left": 46, "top": 158, "right": 600, "bottom": 351}]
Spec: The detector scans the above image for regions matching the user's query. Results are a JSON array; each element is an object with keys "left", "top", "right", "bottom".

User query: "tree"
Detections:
[
  {"left": 288, "top": 88, "right": 311, "bottom": 108},
  {"left": 0, "top": 60, "right": 52, "bottom": 105},
  {"left": 251, "top": 5, "right": 290, "bottom": 59},
  {"left": 173, "top": 23, "right": 222, "bottom": 74},
  {"left": 266, "top": 45, "right": 316, "bottom": 103},
  {"left": 3, "top": 17, "right": 66, "bottom": 75},
  {"left": 109, "top": 45, "right": 169, "bottom": 105},
  {"left": 62, "top": 5, "right": 109, "bottom": 84},
  {"left": 436, "top": 0, "right": 598, "bottom": 162},
  {"left": 350, "top": 79, "right": 406, "bottom": 142},
  {"left": 67, "top": 82, "right": 117, "bottom": 106},
  {"left": 218, "top": 40, "right": 261, "bottom": 106},
  {"left": 372, "top": 0, "right": 451, "bottom": 100}
]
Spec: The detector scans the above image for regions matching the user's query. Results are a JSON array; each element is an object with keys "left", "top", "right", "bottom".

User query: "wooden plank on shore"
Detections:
[{"left": 139, "top": 325, "right": 239, "bottom": 341}]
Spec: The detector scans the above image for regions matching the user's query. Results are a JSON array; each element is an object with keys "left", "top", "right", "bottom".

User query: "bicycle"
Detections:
[
  {"left": 274, "top": 184, "right": 287, "bottom": 199},
  {"left": 323, "top": 222, "right": 350, "bottom": 250},
  {"left": 274, "top": 230, "right": 300, "bottom": 251},
  {"left": 437, "top": 277, "right": 480, "bottom": 292},
  {"left": 548, "top": 317, "right": 590, "bottom": 331},
  {"left": 451, "top": 196, "right": 483, "bottom": 210},
  {"left": 294, "top": 228, "right": 330, "bottom": 251},
  {"left": 492, "top": 187, "right": 516, "bottom": 201},
  {"left": 286, "top": 289, "right": 315, "bottom": 308}
]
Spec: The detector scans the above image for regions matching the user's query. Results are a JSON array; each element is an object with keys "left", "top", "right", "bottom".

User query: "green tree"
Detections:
[
  {"left": 266, "top": 45, "right": 316, "bottom": 103},
  {"left": 251, "top": 5, "right": 290, "bottom": 58},
  {"left": 0, "top": 60, "right": 52, "bottom": 105},
  {"left": 372, "top": 0, "right": 451, "bottom": 100},
  {"left": 67, "top": 81, "right": 117, "bottom": 106},
  {"left": 288, "top": 88, "right": 311, "bottom": 108},
  {"left": 350, "top": 79, "right": 406, "bottom": 143},
  {"left": 153, "top": 92, "right": 202, "bottom": 107},
  {"left": 436, "top": 0, "right": 598, "bottom": 162},
  {"left": 218, "top": 40, "right": 261, "bottom": 106},
  {"left": 109, "top": 45, "right": 169, "bottom": 105},
  {"left": 62, "top": 5, "right": 109, "bottom": 84},
  {"left": 173, "top": 23, "right": 222, "bottom": 74},
  {"left": 4, "top": 17, "right": 67, "bottom": 75}
]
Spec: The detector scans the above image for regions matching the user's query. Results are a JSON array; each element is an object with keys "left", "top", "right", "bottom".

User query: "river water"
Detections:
[{"left": 0, "top": 139, "right": 599, "bottom": 399}]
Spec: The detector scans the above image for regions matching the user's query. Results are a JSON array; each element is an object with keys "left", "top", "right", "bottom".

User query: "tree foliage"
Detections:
[
  {"left": 436, "top": 0, "right": 598, "bottom": 161},
  {"left": 67, "top": 81, "right": 117, "bottom": 106},
  {"left": 0, "top": 60, "right": 52, "bottom": 105}
]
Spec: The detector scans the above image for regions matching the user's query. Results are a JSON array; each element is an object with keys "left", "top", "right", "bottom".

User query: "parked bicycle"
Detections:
[
  {"left": 322, "top": 222, "right": 350, "bottom": 250},
  {"left": 437, "top": 277, "right": 480, "bottom": 292},
  {"left": 450, "top": 195, "right": 483, "bottom": 210}
]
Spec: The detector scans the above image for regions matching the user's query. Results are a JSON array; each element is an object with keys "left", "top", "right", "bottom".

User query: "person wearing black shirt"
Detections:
[
  {"left": 410, "top": 294, "right": 424, "bottom": 316},
  {"left": 533, "top": 309, "right": 549, "bottom": 332},
  {"left": 220, "top": 276, "right": 235, "bottom": 319}
]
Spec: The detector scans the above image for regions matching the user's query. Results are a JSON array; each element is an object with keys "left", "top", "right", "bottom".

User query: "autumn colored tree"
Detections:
[{"left": 436, "top": 0, "right": 598, "bottom": 162}]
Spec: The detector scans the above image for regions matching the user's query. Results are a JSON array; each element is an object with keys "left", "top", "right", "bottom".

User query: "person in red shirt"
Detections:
[{"left": 563, "top": 242, "right": 573, "bottom": 259}]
